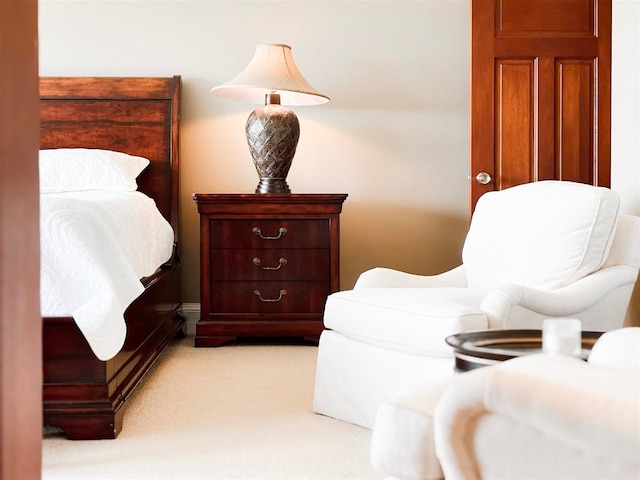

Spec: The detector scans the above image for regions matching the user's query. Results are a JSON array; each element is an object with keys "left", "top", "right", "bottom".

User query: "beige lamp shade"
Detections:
[{"left": 211, "top": 43, "right": 329, "bottom": 106}]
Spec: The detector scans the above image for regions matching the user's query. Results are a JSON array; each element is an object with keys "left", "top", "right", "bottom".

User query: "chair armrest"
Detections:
[
  {"left": 588, "top": 327, "right": 640, "bottom": 369},
  {"left": 434, "top": 355, "right": 640, "bottom": 480},
  {"left": 353, "top": 265, "right": 467, "bottom": 289},
  {"left": 480, "top": 265, "right": 638, "bottom": 328}
]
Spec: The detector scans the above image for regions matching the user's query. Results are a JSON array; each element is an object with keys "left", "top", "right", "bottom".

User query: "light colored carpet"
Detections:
[{"left": 42, "top": 335, "right": 382, "bottom": 480}]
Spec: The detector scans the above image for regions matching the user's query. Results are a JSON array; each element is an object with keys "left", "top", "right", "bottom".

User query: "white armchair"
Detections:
[
  {"left": 370, "top": 328, "right": 640, "bottom": 480},
  {"left": 313, "top": 181, "right": 640, "bottom": 428},
  {"left": 434, "top": 327, "right": 640, "bottom": 480}
]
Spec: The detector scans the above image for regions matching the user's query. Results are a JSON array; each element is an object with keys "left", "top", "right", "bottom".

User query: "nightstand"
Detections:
[{"left": 192, "top": 193, "right": 348, "bottom": 347}]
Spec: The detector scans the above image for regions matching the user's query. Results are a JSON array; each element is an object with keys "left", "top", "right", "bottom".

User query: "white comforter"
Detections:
[{"left": 40, "top": 190, "right": 175, "bottom": 361}]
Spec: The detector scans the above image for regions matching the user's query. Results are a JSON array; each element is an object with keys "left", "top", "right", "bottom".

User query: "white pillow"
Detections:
[{"left": 39, "top": 148, "right": 150, "bottom": 193}]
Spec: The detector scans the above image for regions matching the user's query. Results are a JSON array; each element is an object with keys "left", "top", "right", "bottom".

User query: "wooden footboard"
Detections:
[{"left": 43, "top": 260, "right": 185, "bottom": 440}]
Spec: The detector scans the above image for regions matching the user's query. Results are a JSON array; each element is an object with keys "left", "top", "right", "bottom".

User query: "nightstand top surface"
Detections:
[{"left": 192, "top": 193, "right": 348, "bottom": 215}]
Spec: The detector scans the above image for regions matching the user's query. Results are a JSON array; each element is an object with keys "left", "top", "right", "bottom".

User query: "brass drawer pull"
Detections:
[
  {"left": 252, "top": 257, "right": 287, "bottom": 270},
  {"left": 254, "top": 289, "right": 287, "bottom": 302},
  {"left": 252, "top": 226, "right": 287, "bottom": 240}
]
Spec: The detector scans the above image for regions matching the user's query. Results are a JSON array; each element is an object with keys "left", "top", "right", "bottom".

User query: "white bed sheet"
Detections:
[{"left": 40, "top": 190, "right": 175, "bottom": 361}]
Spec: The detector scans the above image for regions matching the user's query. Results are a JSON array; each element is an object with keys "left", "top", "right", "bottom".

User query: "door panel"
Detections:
[
  {"left": 495, "top": 59, "right": 535, "bottom": 188},
  {"left": 471, "top": 0, "right": 611, "bottom": 211},
  {"left": 498, "top": 0, "right": 594, "bottom": 37},
  {"left": 556, "top": 59, "right": 595, "bottom": 183}
]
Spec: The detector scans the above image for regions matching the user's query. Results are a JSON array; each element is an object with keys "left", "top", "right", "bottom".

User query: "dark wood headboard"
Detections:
[{"left": 39, "top": 76, "right": 181, "bottom": 242}]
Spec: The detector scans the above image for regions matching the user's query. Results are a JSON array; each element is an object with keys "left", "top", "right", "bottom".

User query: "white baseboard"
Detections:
[{"left": 180, "top": 302, "right": 200, "bottom": 336}]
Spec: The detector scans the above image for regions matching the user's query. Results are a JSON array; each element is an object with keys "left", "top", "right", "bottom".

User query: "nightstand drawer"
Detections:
[
  {"left": 211, "top": 249, "right": 330, "bottom": 281},
  {"left": 210, "top": 281, "right": 330, "bottom": 314},
  {"left": 210, "top": 219, "right": 330, "bottom": 248}
]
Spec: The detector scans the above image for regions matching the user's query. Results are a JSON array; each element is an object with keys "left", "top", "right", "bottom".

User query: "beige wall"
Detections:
[
  {"left": 612, "top": 0, "right": 640, "bottom": 215},
  {"left": 39, "top": 0, "right": 639, "bottom": 304}
]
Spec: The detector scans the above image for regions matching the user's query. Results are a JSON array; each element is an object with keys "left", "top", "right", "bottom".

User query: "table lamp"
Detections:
[{"left": 211, "top": 43, "right": 330, "bottom": 194}]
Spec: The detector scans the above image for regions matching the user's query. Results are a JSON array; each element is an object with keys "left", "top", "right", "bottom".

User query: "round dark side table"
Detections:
[{"left": 445, "top": 329, "right": 604, "bottom": 372}]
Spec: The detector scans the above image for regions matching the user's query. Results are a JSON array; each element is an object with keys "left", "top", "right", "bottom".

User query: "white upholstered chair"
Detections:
[
  {"left": 313, "top": 181, "right": 640, "bottom": 429},
  {"left": 370, "top": 327, "right": 640, "bottom": 480}
]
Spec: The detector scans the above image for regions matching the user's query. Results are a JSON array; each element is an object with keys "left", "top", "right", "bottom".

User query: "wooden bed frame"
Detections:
[{"left": 40, "top": 76, "right": 185, "bottom": 440}]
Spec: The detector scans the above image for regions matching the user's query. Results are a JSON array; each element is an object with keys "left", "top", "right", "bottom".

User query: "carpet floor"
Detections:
[{"left": 42, "top": 335, "right": 382, "bottom": 480}]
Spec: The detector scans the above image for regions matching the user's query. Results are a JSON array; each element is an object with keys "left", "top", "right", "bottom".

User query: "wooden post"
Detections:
[{"left": 0, "top": 0, "right": 42, "bottom": 479}]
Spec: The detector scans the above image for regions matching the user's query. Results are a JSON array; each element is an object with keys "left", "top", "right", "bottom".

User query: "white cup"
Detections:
[{"left": 542, "top": 318, "right": 582, "bottom": 356}]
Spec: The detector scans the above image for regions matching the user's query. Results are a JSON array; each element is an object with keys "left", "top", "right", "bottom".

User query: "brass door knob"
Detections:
[{"left": 475, "top": 172, "right": 492, "bottom": 185}]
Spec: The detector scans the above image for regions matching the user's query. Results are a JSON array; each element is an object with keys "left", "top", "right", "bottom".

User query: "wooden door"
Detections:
[
  {"left": 470, "top": 0, "right": 612, "bottom": 211},
  {"left": 0, "top": 0, "right": 42, "bottom": 479}
]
